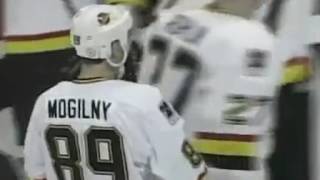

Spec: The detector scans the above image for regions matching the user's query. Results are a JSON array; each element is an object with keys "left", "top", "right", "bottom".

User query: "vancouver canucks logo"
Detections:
[{"left": 97, "top": 12, "right": 110, "bottom": 25}]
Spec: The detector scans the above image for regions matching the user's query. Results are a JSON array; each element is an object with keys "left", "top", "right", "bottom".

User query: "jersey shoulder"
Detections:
[
  {"left": 198, "top": 13, "right": 275, "bottom": 53},
  {"left": 233, "top": 19, "right": 274, "bottom": 42},
  {"left": 152, "top": 10, "right": 211, "bottom": 46},
  {"left": 182, "top": 10, "right": 274, "bottom": 42},
  {"left": 39, "top": 81, "right": 72, "bottom": 96},
  {"left": 38, "top": 80, "right": 162, "bottom": 106},
  {"left": 153, "top": 9, "right": 274, "bottom": 48},
  {"left": 216, "top": 14, "right": 274, "bottom": 44},
  {"left": 33, "top": 82, "right": 67, "bottom": 104},
  {"left": 105, "top": 80, "right": 163, "bottom": 111}
]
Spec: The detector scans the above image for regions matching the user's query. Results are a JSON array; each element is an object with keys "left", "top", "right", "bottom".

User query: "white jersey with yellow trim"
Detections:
[
  {"left": 139, "top": 9, "right": 281, "bottom": 180},
  {"left": 24, "top": 80, "right": 206, "bottom": 180},
  {"left": 3, "top": 0, "right": 97, "bottom": 54}
]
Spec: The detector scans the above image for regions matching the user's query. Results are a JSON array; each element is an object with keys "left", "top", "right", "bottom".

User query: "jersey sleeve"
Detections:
[
  {"left": 140, "top": 87, "right": 207, "bottom": 180},
  {"left": 24, "top": 97, "right": 46, "bottom": 179}
]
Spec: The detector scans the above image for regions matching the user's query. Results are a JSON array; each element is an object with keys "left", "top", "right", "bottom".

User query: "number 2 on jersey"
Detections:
[
  {"left": 46, "top": 125, "right": 128, "bottom": 180},
  {"left": 223, "top": 95, "right": 272, "bottom": 125},
  {"left": 149, "top": 36, "right": 201, "bottom": 113}
]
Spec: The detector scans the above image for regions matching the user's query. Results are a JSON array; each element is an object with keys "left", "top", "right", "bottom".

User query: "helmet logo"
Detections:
[{"left": 97, "top": 13, "right": 110, "bottom": 25}]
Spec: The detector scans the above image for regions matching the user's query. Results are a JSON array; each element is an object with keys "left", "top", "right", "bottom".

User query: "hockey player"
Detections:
[
  {"left": 24, "top": 4, "right": 206, "bottom": 180},
  {"left": 141, "top": 1, "right": 281, "bottom": 180},
  {"left": 106, "top": 0, "right": 282, "bottom": 180}
]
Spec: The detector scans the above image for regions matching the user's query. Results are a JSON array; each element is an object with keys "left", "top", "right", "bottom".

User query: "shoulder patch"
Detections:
[{"left": 159, "top": 101, "right": 180, "bottom": 125}]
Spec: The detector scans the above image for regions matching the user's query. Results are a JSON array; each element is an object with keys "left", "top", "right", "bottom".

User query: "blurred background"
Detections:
[{"left": 0, "top": 0, "right": 320, "bottom": 180}]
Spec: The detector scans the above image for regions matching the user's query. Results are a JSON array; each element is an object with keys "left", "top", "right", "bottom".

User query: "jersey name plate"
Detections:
[{"left": 48, "top": 98, "right": 112, "bottom": 121}]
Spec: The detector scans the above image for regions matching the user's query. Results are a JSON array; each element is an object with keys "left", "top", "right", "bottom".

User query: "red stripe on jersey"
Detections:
[
  {"left": 194, "top": 132, "right": 260, "bottom": 142},
  {"left": 5, "top": 30, "right": 70, "bottom": 41},
  {"left": 285, "top": 56, "right": 311, "bottom": 66}
]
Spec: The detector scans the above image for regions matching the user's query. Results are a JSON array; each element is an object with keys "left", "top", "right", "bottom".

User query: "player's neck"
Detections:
[{"left": 77, "top": 61, "right": 118, "bottom": 81}]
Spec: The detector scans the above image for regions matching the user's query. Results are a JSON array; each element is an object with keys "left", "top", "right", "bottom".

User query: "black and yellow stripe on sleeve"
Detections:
[
  {"left": 4, "top": 30, "right": 71, "bottom": 54},
  {"left": 281, "top": 56, "right": 312, "bottom": 85},
  {"left": 192, "top": 132, "right": 261, "bottom": 170}
]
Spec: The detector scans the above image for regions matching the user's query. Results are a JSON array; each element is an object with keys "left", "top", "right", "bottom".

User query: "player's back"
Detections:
[
  {"left": 141, "top": 9, "right": 278, "bottom": 130},
  {"left": 25, "top": 80, "right": 168, "bottom": 180},
  {"left": 139, "top": 9, "right": 280, "bottom": 180},
  {"left": 183, "top": 10, "right": 279, "bottom": 180},
  {"left": 178, "top": 10, "right": 278, "bottom": 133}
]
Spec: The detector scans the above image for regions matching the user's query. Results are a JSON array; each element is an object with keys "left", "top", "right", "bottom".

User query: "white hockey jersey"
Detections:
[
  {"left": 139, "top": 9, "right": 281, "bottom": 180},
  {"left": 24, "top": 79, "right": 206, "bottom": 180}
]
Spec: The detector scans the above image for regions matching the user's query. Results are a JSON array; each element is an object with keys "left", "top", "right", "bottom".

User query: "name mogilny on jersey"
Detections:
[{"left": 47, "top": 99, "right": 112, "bottom": 121}]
